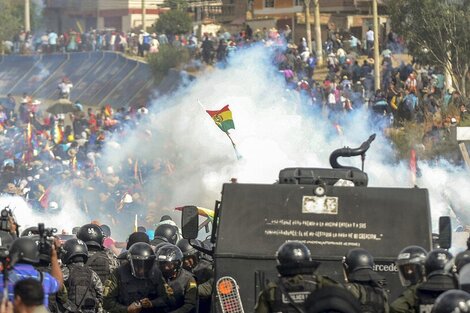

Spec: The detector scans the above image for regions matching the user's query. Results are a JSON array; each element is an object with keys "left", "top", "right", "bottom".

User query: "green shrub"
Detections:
[{"left": 147, "top": 45, "right": 190, "bottom": 80}]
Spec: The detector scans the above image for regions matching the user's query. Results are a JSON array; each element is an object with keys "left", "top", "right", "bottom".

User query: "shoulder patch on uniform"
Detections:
[
  {"left": 165, "top": 283, "right": 174, "bottom": 296},
  {"left": 189, "top": 281, "right": 197, "bottom": 289}
]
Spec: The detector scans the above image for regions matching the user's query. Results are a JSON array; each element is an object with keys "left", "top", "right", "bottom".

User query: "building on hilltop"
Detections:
[
  {"left": 227, "top": 0, "right": 388, "bottom": 44},
  {"left": 44, "top": 0, "right": 164, "bottom": 33},
  {"left": 44, "top": 0, "right": 226, "bottom": 34}
]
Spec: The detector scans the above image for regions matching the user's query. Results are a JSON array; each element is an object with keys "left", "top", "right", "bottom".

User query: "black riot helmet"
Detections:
[
  {"left": 342, "top": 248, "right": 384, "bottom": 283},
  {"left": 9, "top": 237, "right": 40, "bottom": 264},
  {"left": 176, "top": 239, "right": 202, "bottom": 271},
  {"left": 155, "top": 242, "right": 172, "bottom": 253},
  {"left": 343, "top": 248, "right": 374, "bottom": 275},
  {"left": 126, "top": 232, "right": 149, "bottom": 250},
  {"left": 455, "top": 250, "right": 470, "bottom": 273},
  {"left": 425, "top": 249, "right": 453, "bottom": 277},
  {"left": 275, "top": 241, "right": 319, "bottom": 277},
  {"left": 127, "top": 242, "right": 156, "bottom": 279},
  {"left": 177, "top": 239, "right": 201, "bottom": 258},
  {"left": 431, "top": 289, "right": 470, "bottom": 313},
  {"left": 156, "top": 244, "right": 183, "bottom": 279},
  {"left": 276, "top": 241, "right": 312, "bottom": 265},
  {"left": 61, "top": 239, "right": 89, "bottom": 264},
  {"left": 154, "top": 224, "right": 178, "bottom": 245},
  {"left": 76, "top": 224, "right": 104, "bottom": 249},
  {"left": 396, "top": 245, "right": 427, "bottom": 287}
]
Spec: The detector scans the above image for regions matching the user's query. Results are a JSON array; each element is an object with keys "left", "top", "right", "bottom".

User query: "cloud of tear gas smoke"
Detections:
[
  {"left": 0, "top": 187, "right": 88, "bottom": 234},
  {"left": 100, "top": 45, "right": 470, "bottom": 241},
  {"left": 31, "top": 0, "right": 45, "bottom": 21},
  {"left": 36, "top": 63, "right": 50, "bottom": 82}
]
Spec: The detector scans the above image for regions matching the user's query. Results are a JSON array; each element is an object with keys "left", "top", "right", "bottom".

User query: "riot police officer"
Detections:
[
  {"left": 177, "top": 239, "right": 213, "bottom": 312},
  {"left": 397, "top": 246, "right": 427, "bottom": 288},
  {"left": 255, "top": 241, "right": 337, "bottom": 313},
  {"left": 117, "top": 232, "right": 150, "bottom": 265},
  {"left": 150, "top": 224, "right": 178, "bottom": 246},
  {"left": 77, "top": 223, "right": 119, "bottom": 283},
  {"left": 176, "top": 239, "right": 213, "bottom": 281},
  {"left": 414, "top": 249, "right": 458, "bottom": 313},
  {"left": 156, "top": 244, "right": 197, "bottom": 313},
  {"left": 391, "top": 249, "right": 457, "bottom": 313},
  {"left": 431, "top": 289, "right": 470, "bottom": 313},
  {"left": 342, "top": 248, "right": 389, "bottom": 313},
  {"left": 59, "top": 238, "right": 102, "bottom": 313},
  {"left": 391, "top": 246, "right": 427, "bottom": 313},
  {"left": 103, "top": 242, "right": 170, "bottom": 313}
]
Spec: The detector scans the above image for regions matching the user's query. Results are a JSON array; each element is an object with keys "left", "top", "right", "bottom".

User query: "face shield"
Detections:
[
  {"left": 158, "top": 261, "right": 178, "bottom": 279},
  {"left": 182, "top": 255, "right": 197, "bottom": 272},
  {"left": 128, "top": 254, "right": 155, "bottom": 279},
  {"left": 397, "top": 262, "right": 425, "bottom": 287}
]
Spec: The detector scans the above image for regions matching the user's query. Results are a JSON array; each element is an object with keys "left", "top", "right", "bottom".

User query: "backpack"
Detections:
[
  {"left": 86, "top": 250, "right": 111, "bottom": 283},
  {"left": 64, "top": 265, "right": 97, "bottom": 313}
]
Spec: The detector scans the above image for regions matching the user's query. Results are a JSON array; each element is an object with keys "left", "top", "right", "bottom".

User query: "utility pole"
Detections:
[
  {"left": 24, "top": 0, "right": 31, "bottom": 32},
  {"left": 313, "top": 0, "right": 322, "bottom": 65},
  {"left": 373, "top": 0, "right": 380, "bottom": 90},
  {"left": 304, "top": 0, "right": 313, "bottom": 53},
  {"left": 142, "top": 0, "right": 146, "bottom": 31}
]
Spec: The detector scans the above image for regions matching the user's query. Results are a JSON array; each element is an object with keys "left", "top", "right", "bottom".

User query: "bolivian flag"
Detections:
[
  {"left": 206, "top": 105, "right": 235, "bottom": 133},
  {"left": 52, "top": 124, "right": 64, "bottom": 144}
]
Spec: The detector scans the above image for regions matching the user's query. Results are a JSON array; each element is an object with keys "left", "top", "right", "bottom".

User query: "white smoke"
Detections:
[
  {"left": 92, "top": 45, "right": 469, "bottom": 243},
  {"left": 31, "top": 0, "right": 45, "bottom": 21},
  {"left": 30, "top": 62, "right": 50, "bottom": 83},
  {"left": 0, "top": 186, "right": 88, "bottom": 235}
]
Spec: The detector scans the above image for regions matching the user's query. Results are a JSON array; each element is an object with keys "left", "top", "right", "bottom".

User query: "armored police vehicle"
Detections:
[{"left": 181, "top": 134, "right": 451, "bottom": 312}]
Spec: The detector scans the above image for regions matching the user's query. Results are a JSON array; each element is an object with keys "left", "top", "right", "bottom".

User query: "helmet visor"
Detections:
[
  {"left": 130, "top": 258, "right": 155, "bottom": 279},
  {"left": 159, "top": 261, "right": 177, "bottom": 279},
  {"left": 398, "top": 263, "right": 424, "bottom": 287},
  {"left": 182, "top": 255, "right": 197, "bottom": 271}
]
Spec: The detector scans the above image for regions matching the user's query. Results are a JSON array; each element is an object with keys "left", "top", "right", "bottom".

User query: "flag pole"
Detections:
[
  {"left": 224, "top": 131, "right": 241, "bottom": 160},
  {"left": 197, "top": 99, "right": 205, "bottom": 110}
]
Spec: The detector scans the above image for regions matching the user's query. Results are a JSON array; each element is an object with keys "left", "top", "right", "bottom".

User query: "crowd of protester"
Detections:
[
  {"left": 0, "top": 92, "right": 171, "bottom": 230},
  {"left": 1, "top": 24, "right": 469, "bottom": 229},
  {"left": 2, "top": 22, "right": 470, "bottom": 313}
]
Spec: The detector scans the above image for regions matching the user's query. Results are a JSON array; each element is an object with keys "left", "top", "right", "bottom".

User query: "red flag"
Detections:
[
  {"left": 39, "top": 187, "right": 51, "bottom": 209},
  {"left": 410, "top": 149, "right": 417, "bottom": 186}
]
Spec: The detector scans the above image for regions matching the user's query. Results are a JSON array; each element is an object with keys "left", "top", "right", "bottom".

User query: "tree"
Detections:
[
  {"left": 0, "top": 1, "right": 22, "bottom": 51},
  {"left": 162, "top": 0, "right": 189, "bottom": 10},
  {"left": 388, "top": 0, "right": 470, "bottom": 96},
  {"left": 154, "top": 10, "right": 193, "bottom": 36}
]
